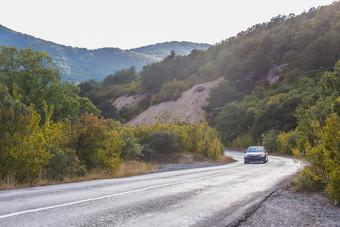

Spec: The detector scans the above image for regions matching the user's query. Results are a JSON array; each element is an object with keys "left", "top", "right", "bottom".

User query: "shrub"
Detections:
[
  {"left": 129, "top": 117, "right": 224, "bottom": 160},
  {"left": 293, "top": 114, "right": 340, "bottom": 201},
  {"left": 230, "top": 134, "right": 254, "bottom": 149},
  {"left": 46, "top": 147, "right": 85, "bottom": 180},
  {"left": 120, "top": 133, "right": 143, "bottom": 161},
  {"left": 149, "top": 130, "right": 180, "bottom": 153},
  {"left": 188, "top": 121, "right": 224, "bottom": 160},
  {"left": 276, "top": 130, "right": 298, "bottom": 155},
  {"left": 151, "top": 79, "right": 192, "bottom": 105},
  {"left": 141, "top": 145, "right": 157, "bottom": 161},
  {"left": 69, "top": 114, "right": 125, "bottom": 173},
  {"left": 291, "top": 169, "right": 325, "bottom": 192},
  {"left": 261, "top": 130, "right": 279, "bottom": 152},
  {"left": 327, "top": 167, "right": 340, "bottom": 202}
]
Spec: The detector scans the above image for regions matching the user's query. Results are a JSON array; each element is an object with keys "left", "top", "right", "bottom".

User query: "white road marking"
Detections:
[{"left": 0, "top": 170, "right": 229, "bottom": 219}]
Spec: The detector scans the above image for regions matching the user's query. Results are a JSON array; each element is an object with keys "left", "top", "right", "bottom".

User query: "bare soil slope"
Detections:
[
  {"left": 127, "top": 77, "right": 224, "bottom": 125},
  {"left": 113, "top": 94, "right": 146, "bottom": 111}
]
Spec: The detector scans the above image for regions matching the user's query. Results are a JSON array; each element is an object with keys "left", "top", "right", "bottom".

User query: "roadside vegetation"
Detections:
[{"left": 0, "top": 46, "right": 224, "bottom": 188}]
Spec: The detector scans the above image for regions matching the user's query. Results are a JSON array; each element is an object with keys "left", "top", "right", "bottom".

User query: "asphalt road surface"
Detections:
[{"left": 0, "top": 151, "right": 301, "bottom": 227}]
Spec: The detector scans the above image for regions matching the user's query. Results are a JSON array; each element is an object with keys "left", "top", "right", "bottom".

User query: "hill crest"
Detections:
[{"left": 0, "top": 24, "right": 210, "bottom": 82}]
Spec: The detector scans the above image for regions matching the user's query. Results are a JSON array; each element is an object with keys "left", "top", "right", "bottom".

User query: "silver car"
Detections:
[{"left": 244, "top": 146, "right": 268, "bottom": 164}]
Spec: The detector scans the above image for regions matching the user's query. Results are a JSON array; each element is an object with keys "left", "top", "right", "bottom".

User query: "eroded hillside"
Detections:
[{"left": 127, "top": 78, "right": 224, "bottom": 125}]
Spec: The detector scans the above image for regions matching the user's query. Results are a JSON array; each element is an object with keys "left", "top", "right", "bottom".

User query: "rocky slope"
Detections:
[{"left": 127, "top": 78, "right": 224, "bottom": 125}]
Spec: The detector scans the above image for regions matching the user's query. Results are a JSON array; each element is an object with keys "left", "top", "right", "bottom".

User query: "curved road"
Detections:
[{"left": 0, "top": 151, "right": 300, "bottom": 226}]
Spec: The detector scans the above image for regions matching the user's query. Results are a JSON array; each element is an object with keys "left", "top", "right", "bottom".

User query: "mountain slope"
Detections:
[
  {"left": 0, "top": 24, "right": 210, "bottom": 82},
  {"left": 130, "top": 41, "right": 211, "bottom": 59},
  {"left": 127, "top": 78, "right": 223, "bottom": 125}
]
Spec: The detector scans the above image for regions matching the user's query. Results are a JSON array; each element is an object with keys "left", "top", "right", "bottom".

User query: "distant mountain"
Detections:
[
  {"left": 0, "top": 25, "right": 210, "bottom": 82},
  {"left": 130, "top": 41, "right": 211, "bottom": 59}
]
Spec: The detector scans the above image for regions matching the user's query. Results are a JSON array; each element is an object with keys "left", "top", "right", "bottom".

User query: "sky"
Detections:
[{"left": 0, "top": 0, "right": 336, "bottom": 50}]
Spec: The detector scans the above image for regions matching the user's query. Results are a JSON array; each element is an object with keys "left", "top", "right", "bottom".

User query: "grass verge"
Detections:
[{"left": 0, "top": 154, "right": 234, "bottom": 190}]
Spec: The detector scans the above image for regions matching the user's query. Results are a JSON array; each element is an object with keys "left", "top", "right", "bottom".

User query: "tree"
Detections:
[
  {"left": 103, "top": 66, "right": 137, "bottom": 86},
  {"left": 292, "top": 61, "right": 340, "bottom": 201},
  {"left": 0, "top": 46, "right": 100, "bottom": 121},
  {"left": 69, "top": 114, "right": 125, "bottom": 173}
]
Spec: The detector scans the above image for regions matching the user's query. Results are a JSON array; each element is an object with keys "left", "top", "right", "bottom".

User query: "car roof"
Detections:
[{"left": 248, "top": 146, "right": 264, "bottom": 148}]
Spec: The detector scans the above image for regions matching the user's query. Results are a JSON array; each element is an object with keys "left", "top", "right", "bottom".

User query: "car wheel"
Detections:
[{"left": 244, "top": 160, "right": 248, "bottom": 164}]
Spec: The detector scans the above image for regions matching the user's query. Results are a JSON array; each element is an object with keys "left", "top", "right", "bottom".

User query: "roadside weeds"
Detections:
[
  {"left": 0, "top": 161, "right": 155, "bottom": 190},
  {"left": 0, "top": 154, "right": 235, "bottom": 190}
]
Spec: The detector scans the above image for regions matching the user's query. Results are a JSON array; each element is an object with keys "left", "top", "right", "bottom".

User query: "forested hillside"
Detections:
[
  {"left": 81, "top": 2, "right": 340, "bottom": 126},
  {"left": 79, "top": 2, "right": 340, "bottom": 200},
  {"left": 0, "top": 25, "right": 210, "bottom": 82}
]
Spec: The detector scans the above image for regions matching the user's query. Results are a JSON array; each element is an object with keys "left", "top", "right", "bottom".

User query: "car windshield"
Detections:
[{"left": 247, "top": 147, "right": 263, "bottom": 152}]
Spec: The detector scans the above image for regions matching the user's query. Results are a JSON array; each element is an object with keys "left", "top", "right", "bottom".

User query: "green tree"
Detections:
[
  {"left": 103, "top": 66, "right": 137, "bottom": 86},
  {"left": 0, "top": 46, "right": 100, "bottom": 122}
]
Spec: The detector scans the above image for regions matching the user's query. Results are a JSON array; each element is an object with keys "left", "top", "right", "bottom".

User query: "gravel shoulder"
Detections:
[{"left": 239, "top": 185, "right": 340, "bottom": 227}]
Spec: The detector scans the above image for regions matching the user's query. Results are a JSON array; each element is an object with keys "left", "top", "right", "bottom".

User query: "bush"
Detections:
[
  {"left": 120, "top": 134, "right": 143, "bottom": 161},
  {"left": 69, "top": 114, "right": 125, "bottom": 173},
  {"left": 129, "top": 117, "right": 224, "bottom": 160},
  {"left": 46, "top": 147, "right": 85, "bottom": 181},
  {"left": 293, "top": 114, "right": 340, "bottom": 201},
  {"left": 151, "top": 79, "right": 193, "bottom": 105},
  {"left": 291, "top": 169, "right": 325, "bottom": 192},
  {"left": 230, "top": 134, "right": 254, "bottom": 149},
  {"left": 149, "top": 130, "right": 180, "bottom": 153},
  {"left": 276, "top": 131, "right": 298, "bottom": 155},
  {"left": 141, "top": 145, "right": 157, "bottom": 161},
  {"left": 261, "top": 130, "right": 279, "bottom": 152},
  {"left": 327, "top": 167, "right": 340, "bottom": 202}
]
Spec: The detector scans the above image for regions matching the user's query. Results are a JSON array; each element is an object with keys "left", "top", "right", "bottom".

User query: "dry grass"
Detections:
[
  {"left": 0, "top": 174, "right": 18, "bottom": 190},
  {"left": 0, "top": 155, "right": 234, "bottom": 190},
  {"left": 216, "top": 155, "right": 236, "bottom": 163},
  {"left": 0, "top": 161, "right": 155, "bottom": 190},
  {"left": 113, "top": 161, "right": 155, "bottom": 178}
]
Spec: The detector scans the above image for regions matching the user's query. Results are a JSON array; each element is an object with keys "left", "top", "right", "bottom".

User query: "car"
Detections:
[{"left": 244, "top": 146, "right": 268, "bottom": 164}]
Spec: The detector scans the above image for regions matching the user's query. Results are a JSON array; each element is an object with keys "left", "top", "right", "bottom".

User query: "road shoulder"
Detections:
[{"left": 239, "top": 186, "right": 340, "bottom": 226}]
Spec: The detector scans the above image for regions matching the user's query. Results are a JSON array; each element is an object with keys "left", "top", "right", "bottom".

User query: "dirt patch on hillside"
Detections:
[
  {"left": 127, "top": 77, "right": 224, "bottom": 125},
  {"left": 112, "top": 94, "right": 146, "bottom": 110},
  {"left": 265, "top": 64, "right": 282, "bottom": 84}
]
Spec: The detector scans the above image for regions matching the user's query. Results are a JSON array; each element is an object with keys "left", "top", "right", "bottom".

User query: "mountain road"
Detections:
[{"left": 0, "top": 151, "right": 301, "bottom": 226}]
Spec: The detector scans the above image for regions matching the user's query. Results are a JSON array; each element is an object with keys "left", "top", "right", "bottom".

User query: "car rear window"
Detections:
[{"left": 247, "top": 147, "right": 263, "bottom": 152}]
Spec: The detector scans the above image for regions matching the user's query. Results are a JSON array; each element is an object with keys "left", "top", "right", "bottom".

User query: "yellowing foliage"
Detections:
[
  {"left": 68, "top": 114, "right": 125, "bottom": 173},
  {"left": 293, "top": 114, "right": 340, "bottom": 201},
  {"left": 0, "top": 106, "right": 57, "bottom": 182},
  {"left": 129, "top": 116, "right": 224, "bottom": 160}
]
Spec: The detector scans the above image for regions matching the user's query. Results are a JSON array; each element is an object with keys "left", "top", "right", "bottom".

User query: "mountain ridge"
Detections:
[{"left": 0, "top": 24, "right": 210, "bottom": 82}]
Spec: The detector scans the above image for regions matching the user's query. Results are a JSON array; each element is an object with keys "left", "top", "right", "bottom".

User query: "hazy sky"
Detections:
[{"left": 0, "top": 0, "right": 336, "bottom": 50}]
